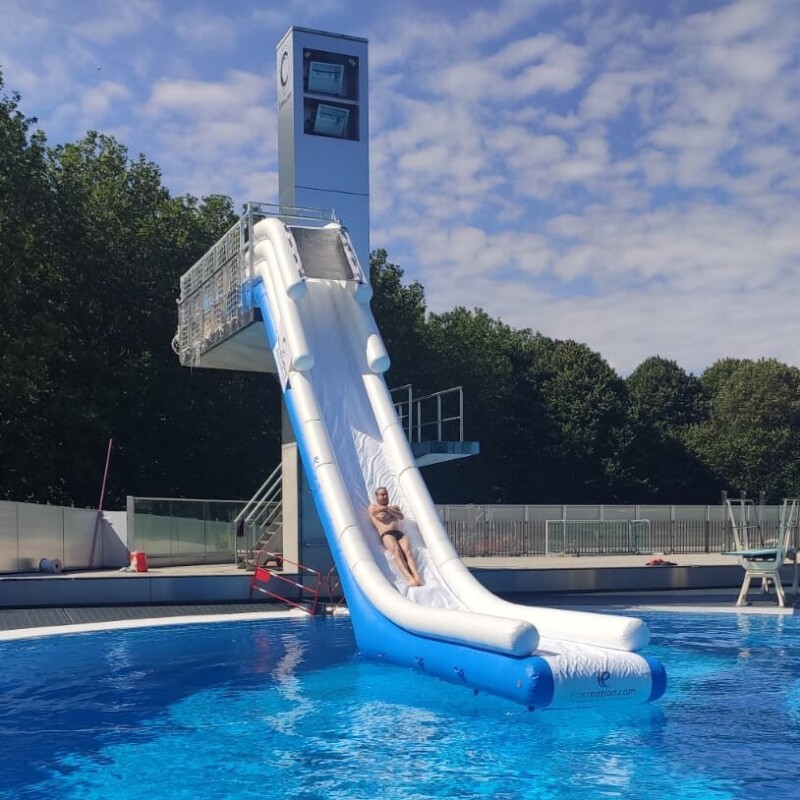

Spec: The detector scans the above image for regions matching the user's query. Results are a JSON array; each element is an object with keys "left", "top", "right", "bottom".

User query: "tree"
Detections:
[
  {"left": 0, "top": 111, "right": 281, "bottom": 506},
  {"left": 688, "top": 359, "right": 800, "bottom": 501},
  {"left": 0, "top": 72, "right": 61, "bottom": 502},
  {"left": 622, "top": 357, "right": 718, "bottom": 502},
  {"left": 420, "top": 308, "right": 536, "bottom": 502},
  {"left": 369, "top": 249, "right": 428, "bottom": 389},
  {"left": 627, "top": 356, "right": 705, "bottom": 433},
  {"left": 529, "top": 338, "right": 630, "bottom": 502},
  {"left": 700, "top": 358, "right": 753, "bottom": 397}
]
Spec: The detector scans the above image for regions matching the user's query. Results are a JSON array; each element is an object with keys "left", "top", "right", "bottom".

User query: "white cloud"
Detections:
[
  {"left": 74, "top": 1, "right": 160, "bottom": 44},
  {"left": 145, "top": 70, "right": 271, "bottom": 118},
  {"left": 3, "top": 0, "right": 799, "bottom": 377},
  {"left": 705, "top": 41, "right": 787, "bottom": 84},
  {"left": 173, "top": 11, "right": 239, "bottom": 50},
  {"left": 687, "top": 0, "right": 775, "bottom": 42},
  {"left": 79, "top": 81, "right": 131, "bottom": 121},
  {"left": 580, "top": 71, "right": 638, "bottom": 121},
  {"left": 511, "top": 43, "right": 586, "bottom": 97}
]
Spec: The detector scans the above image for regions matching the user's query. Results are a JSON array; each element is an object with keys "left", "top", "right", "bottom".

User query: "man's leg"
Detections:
[
  {"left": 399, "top": 536, "right": 424, "bottom": 586},
  {"left": 382, "top": 535, "right": 419, "bottom": 586}
]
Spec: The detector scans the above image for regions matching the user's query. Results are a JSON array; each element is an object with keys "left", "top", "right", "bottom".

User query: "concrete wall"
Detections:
[
  {"left": 0, "top": 501, "right": 128, "bottom": 573},
  {"left": 0, "top": 497, "right": 240, "bottom": 574}
]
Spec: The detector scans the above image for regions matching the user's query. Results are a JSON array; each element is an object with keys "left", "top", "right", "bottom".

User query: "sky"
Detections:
[{"left": 2, "top": 0, "right": 799, "bottom": 376}]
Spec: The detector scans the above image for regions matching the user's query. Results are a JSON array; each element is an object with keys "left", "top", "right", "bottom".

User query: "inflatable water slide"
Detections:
[{"left": 247, "top": 214, "right": 666, "bottom": 711}]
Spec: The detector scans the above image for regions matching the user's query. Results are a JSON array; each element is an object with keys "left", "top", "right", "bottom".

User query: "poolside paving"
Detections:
[
  {"left": 0, "top": 602, "right": 293, "bottom": 634},
  {"left": 0, "top": 553, "right": 797, "bottom": 633}
]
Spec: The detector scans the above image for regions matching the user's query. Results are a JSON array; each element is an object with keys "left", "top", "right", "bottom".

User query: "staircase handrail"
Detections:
[
  {"left": 251, "top": 497, "right": 281, "bottom": 530},
  {"left": 234, "top": 463, "right": 282, "bottom": 528},
  {"left": 724, "top": 498, "right": 764, "bottom": 552}
]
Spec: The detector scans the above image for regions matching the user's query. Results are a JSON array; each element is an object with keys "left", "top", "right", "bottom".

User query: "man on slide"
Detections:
[{"left": 368, "top": 486, "right": 424, "bottom": 587}]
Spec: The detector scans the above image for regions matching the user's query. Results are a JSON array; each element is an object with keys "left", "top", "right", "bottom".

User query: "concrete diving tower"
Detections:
[{"left": 172, "top": 202, "right": 479, "bottom": 468}]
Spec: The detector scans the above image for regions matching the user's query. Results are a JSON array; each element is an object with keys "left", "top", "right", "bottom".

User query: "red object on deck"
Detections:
[
  {"left": 130, "top": 551, "right": 149, "bottom": 572},
  {"left": 254, "top": 566, "right": 272, "bottom": 583}
]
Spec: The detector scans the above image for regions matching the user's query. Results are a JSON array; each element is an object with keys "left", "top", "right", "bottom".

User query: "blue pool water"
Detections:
[{"left": 1, "top": 610, "right": 799, "bottom": 800}]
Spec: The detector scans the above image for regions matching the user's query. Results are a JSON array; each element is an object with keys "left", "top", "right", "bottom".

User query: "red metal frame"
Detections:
[
  {"left": 249, "top": 556, "right": 349, "bottom": 615},
  {"left": 325, "top": 568, "right": 347, "bottom": 612},
  {"left": 249, "top": 553, "right": 324, "bottom": 614}
]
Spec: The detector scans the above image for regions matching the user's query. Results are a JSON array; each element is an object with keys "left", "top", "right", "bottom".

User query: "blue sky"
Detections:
[{"left": 2, "top": 0, "right": 799, "bottom": 376}]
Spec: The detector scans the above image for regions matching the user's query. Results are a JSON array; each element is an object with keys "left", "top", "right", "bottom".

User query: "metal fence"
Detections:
[
  {"left": 436, "top": 504, "right": 786, "bottom": 557},
  {"left": 544, "top": 519, "right": 651, "bottom": 555},
  {"left": 2, "top": 498, "right": 789, "bottom": 573}
]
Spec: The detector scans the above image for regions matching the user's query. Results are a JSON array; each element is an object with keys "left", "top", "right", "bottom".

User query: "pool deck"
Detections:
[{"left": 1, "top": 552, "right": 797, "bottom": 635}]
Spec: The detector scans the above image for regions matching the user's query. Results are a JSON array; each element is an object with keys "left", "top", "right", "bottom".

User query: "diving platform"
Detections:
[
  {"left": 410, "top": 440, "right": 480, "bottom": 466},
  {"left": 173, "top": 203, "right": 479, "bottom": 467}
]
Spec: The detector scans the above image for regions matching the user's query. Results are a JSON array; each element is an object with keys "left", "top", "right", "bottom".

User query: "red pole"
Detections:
[{"left": 89, "top": 438, "right": 113, "bottom": 568}]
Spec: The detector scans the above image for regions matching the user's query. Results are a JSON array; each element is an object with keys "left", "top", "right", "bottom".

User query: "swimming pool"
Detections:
[{"left": 1, "top": 610, "right": 798, "bottom": 800}]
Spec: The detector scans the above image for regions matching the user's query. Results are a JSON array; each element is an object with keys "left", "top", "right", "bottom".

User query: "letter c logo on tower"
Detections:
[
  {"left": 280, "top": 50, "right": 290, "bottom": 87},
  {"left": 278, "top": 49, "right": 292, "bottom": 109}
]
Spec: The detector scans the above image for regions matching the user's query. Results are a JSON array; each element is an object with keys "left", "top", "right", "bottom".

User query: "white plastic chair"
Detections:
[{"left": 724, "top": 498, "right": 799, "bottom": 607}]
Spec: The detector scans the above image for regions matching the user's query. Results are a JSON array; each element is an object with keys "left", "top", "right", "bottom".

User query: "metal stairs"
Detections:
[{"left": 234, "top": 463, "right": 284, "bottom": 571}]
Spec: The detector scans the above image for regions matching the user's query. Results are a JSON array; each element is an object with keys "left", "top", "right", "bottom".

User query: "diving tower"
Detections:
[{"left": 174, "top": 28, "right": 476, "bottom": 575}]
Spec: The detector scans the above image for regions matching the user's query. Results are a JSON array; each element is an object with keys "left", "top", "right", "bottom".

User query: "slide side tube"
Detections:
[
  {"left": 362, "top": 370, "right": 651, "bottom": 652},
  {"left": 253, "top": 217, "right": 306, "bottom": 300},
  {"left": 253, "top": 244, "right": 313, "bottom": 372},
  {"left": 284, "top": 368, "right": 540, "bottom": 657},
  {"left": 343, "top": 292, "right": 390, "bottom": 374},
  {"left": 339, "top": 227, "right": 372, "bottom": 303}
]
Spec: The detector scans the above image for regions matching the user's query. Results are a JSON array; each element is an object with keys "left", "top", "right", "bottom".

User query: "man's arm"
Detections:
[{"left": 368, "top": 504, "right": 401, "bottom": 534}]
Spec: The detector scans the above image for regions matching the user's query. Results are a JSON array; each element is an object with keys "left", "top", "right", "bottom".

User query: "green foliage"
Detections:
[
  {"left": 3, "top": 74, "right": 799, "bottom": 507},
  {"left": 529, "top": 337, "right": 630, "bottom": 501},
  {"left": 700, "top": 358, "right": 753, "bottom": 397},
  {"left": 420, "top": 308, "right": 538, "bottom": 502},
  {"left": 369, "top": 249, "right": 427, "bottom": 388},
  {"left": 688, "top": 359, "right": 800, "bottom": 501},
  {"left": 627, "top": 356, "right": 705, "bottom": 433},
  {"left": 621, "top": 357, "right": 718, "bottom": 502},
  {"left": 0, "top": 72, "right": 60, "bottom": 501},
  {"left": 0, "top": 77, "right": 280, "bottom": 505}
]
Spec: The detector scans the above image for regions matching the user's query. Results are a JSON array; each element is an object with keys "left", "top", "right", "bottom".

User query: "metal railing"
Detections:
[
  {"left": 391, "top": 385, "right": 465, "bottom": 443},
  {"left": 173, "top": 218, "right": 249, "bottom": 367},
  {"left": 173, "top": 203, "right": 338, "bottom": 369},
  {"left": 233, "top": 464, "right": 283, "bottom": 569},
  {"left": 545, "top": 519, "right": 651, "bottom": 555},
  {"left": 436, "top": 503, "right": 787, "bottom": 557},
  {"left": 130, "top": 497, "right": 245, "bottom": 566}
]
